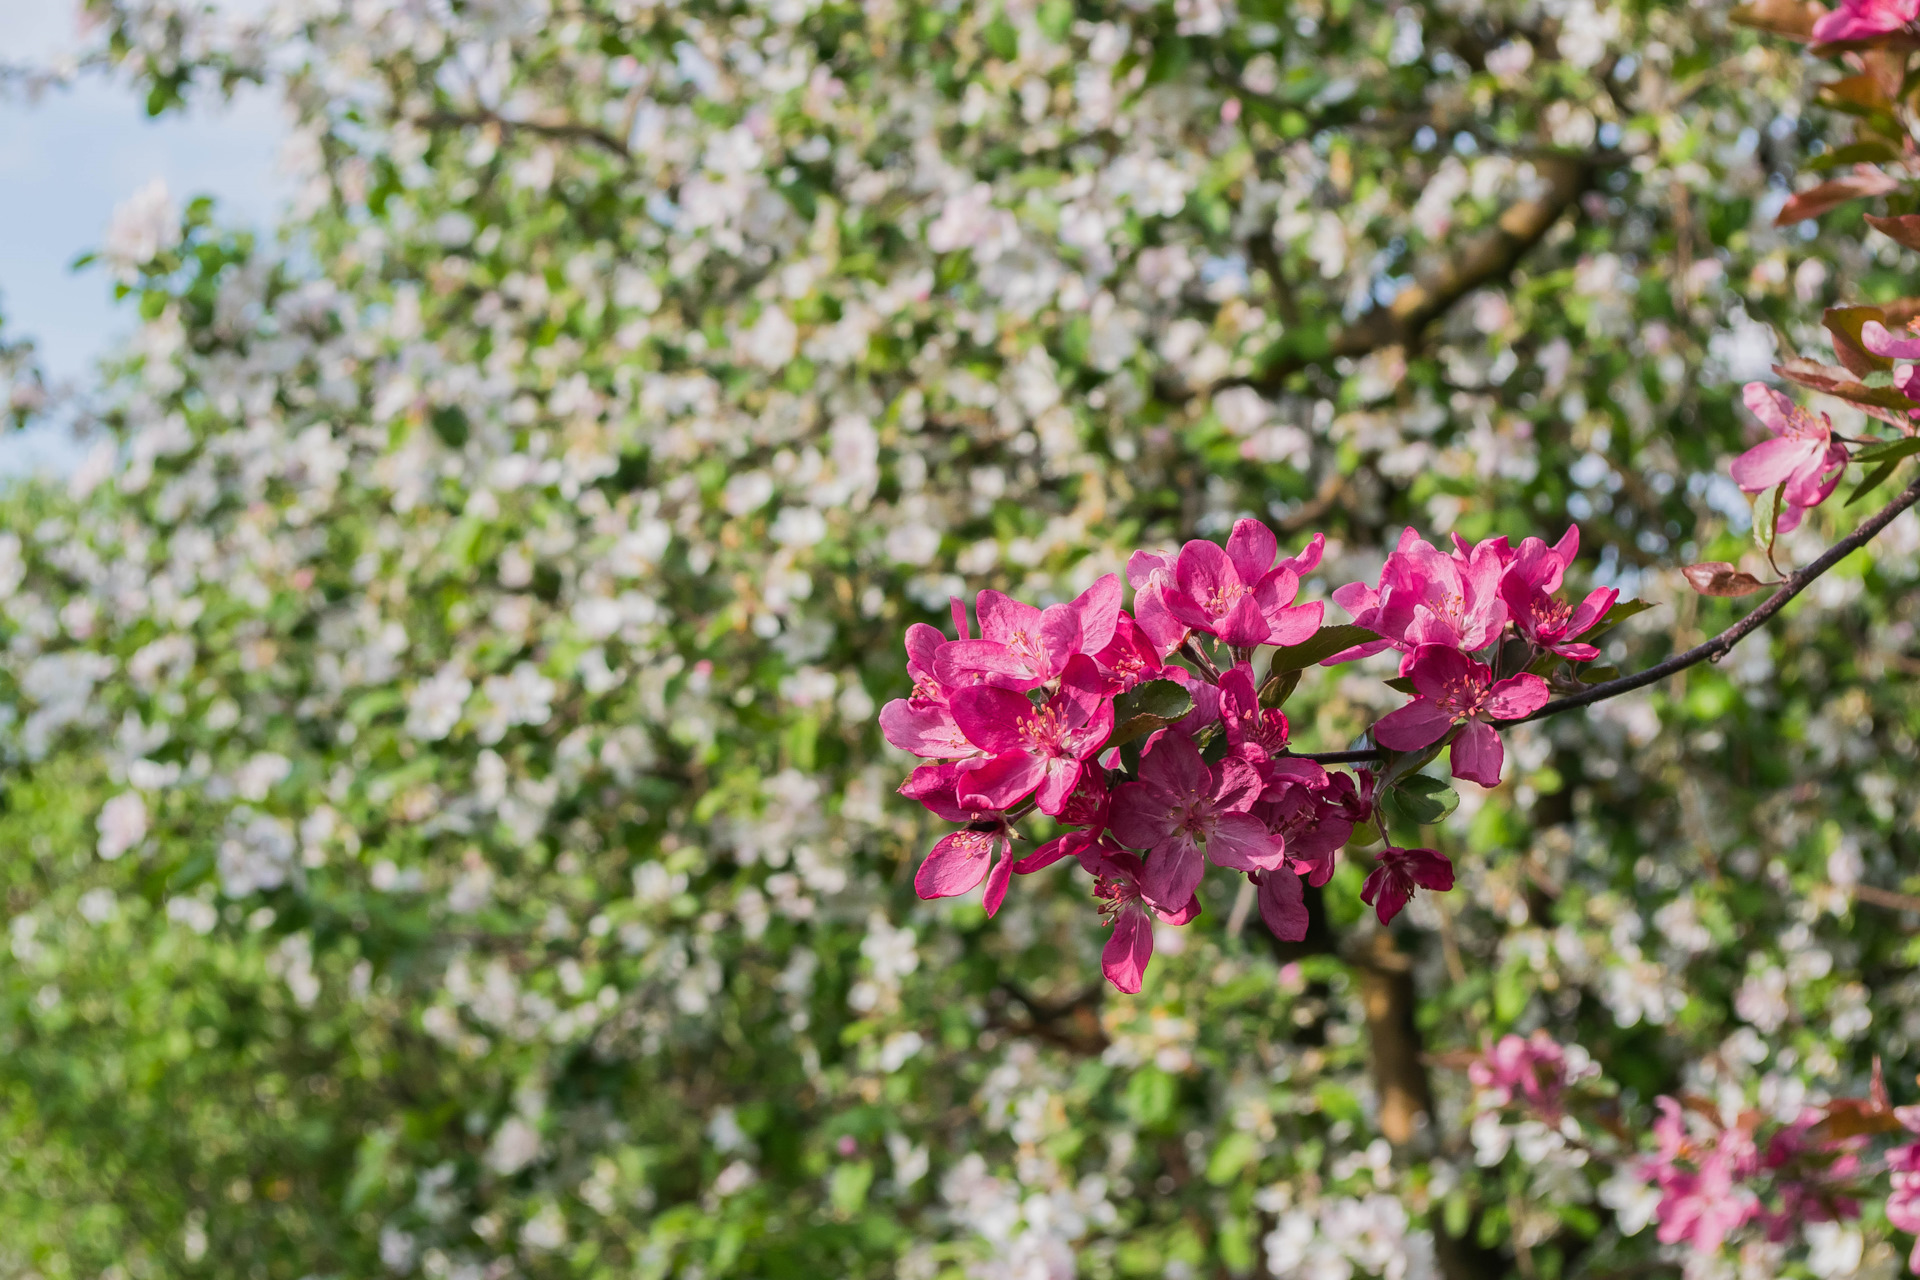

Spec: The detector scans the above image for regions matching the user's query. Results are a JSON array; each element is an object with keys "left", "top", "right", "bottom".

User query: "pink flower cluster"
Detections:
[
  {"left": 1469, "top": 1031, "right": 1578, "bottom": 1117},
  {"left": 882, "top": 517, "right": 1622, "bottom": 993},
  {"left": 1637, "top": 1098, "right": 1864, "bottom": 1255},
  {"left": 1328, "top": 526, "right": 1612, "bottom": 786},
  {"left": 1733, "top": 384, "right": 1851, "bottom": 534}
]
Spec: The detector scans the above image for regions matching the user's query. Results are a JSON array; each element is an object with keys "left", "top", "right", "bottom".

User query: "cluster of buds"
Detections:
[{"left": 881, "top": 517, "right": 1626, "bottom": 991}]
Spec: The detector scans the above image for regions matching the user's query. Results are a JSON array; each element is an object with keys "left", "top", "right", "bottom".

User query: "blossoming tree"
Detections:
[{"left": 5, "top": 0, "right": 1920, "bottom": 1278}]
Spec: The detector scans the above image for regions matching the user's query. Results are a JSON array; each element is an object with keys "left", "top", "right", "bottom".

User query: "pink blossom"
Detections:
[
  {"left": 1358, "top": 845, "right": 1454, "bottom": 924},
  {"left": 1110, "top": 733, "right": 1282, "bottom": 908},
  {"left": 1094, "top": 611, "right": 1185, "bottom": 694},
  {"left": 899, "top": 763, "right": 1019, "bottom": 915},
  {"left": 1125, "top": 548, "right": 1190, "bottom": 657},
  {"left": 936, "top": 574, "right": 1122, "bottom": 691},
  {"left": 1498, "top": 529, "right": 1617, "bottom": 662},
  {"left": 1863, "top": 318, "right": 1920, "bottom": 360},
  {"left": 1328, "top": 529, "right": 1508, "bottom": 669},
  {"left": 1370, "top": 644, "right": 1550, "bottom": 786},
  {"left": 1083, "top": 841, "right": 1200, "bottom": 993},
  {"left": 1733, "top": 384, "right": 1849, "bottom": 534},
  {"left": 1811, "top": 0, "right": 1920, "bottom": 41},
  {"left": 1250, "top": 772, "right": 1350, "bottom": 888},
  {"left": 1470, "top": 1032, "right": 1570, "bottom": 1114},
  {"left": 1160, "top": 519, "right": 1323, "bottom": 649},
  {"left": 1645, "top": 1098, "right": 1761, "bottom": 1256},
  {"left": 1251, "top": 866, "right": 1308, "bottom": 940},
  {"left": 1218, "top": 662, "right": 1291, "bottom": 760},
  {"left": 950, "top": 654, "right": 1114, "bottom": 814},
  {"left": 1011, "top": 765, "right": 1112, "bottom": 874},
  {"left": 878, "top": 622, "right": 979, "bottom": 758},
  {"left": 1888, "top": 1143, "right": 1920, "bottom": 1271}
]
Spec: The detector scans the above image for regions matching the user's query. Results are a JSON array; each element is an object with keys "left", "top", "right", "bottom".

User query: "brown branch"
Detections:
[
  {"left": 1292, "top": 469, "right": 1920, "bottom": 766},
  {"left": 412, "top": 109, "right": 631, "bottom": 160},
  {"left": 1851, "top": 883, "right": 1920, "bottom": 915},
  {"left": 1225, "top": 154, "right": 1594, "bottom": 396}
]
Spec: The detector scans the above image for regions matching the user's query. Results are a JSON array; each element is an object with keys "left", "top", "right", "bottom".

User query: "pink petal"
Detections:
[
  {"left": 1217, "top": 594, "right": 1271, "bottom": 648},
  {"left": 1034, "top": 756, "right": 1083, "bottom": 816},
  {"left": 1013, "top": 830, "right": 1088, "bottom": 874},
  {"left": 1154, "top": 895, "right": 1202, "bottom": 926},
  {"left": 1448, "top": 719, "right": 1505, "bottom": 787},
  {"left": 934, "top": 639, "right": 1041, "bottom": 691},
  {"left": 1126, "top": 549, "right": 1174, "bottom": 589},
  {"left": 956, "top": 751, "right": 1046, "bottom": 809},
  {"left": 1071, "top": 573, "right": 1123, "bottom": 654},
  {"left": 915, "top": 829, "right": 999, "bottom": 899},
  {"left": 1551, "top": 524, "right": 1579, "bottom": 567},
  {"left": 1278, "top": 531, "right": 1325, "bottom": 577},
  {"left": 1206, "top": 813, "right": 1286, "bottom": 872},
  {"left": 1171, "top": 539, "right": 1236, "bottom": 629},
  {"left": 1264, "top": 600, "right": 1323, "bottom": 648},
  {"left": 1257, "top": 870, "right": 1309, "bottom": 941},
  {"left": 1212, "top": 756, "right": 1265, "bottom": 813},
  {"left": 949, "top": 596, "right": 971, "bottom": 640},
  {"left": 1404, "top": 847, "right": 1455, "bottom": 891},
  {"left": 1110, "top": 781, "right": 1182, "bottom": 850},
  {"left": 1055, "top": 653, "right": 1113, "bottom": 732},
  {"left": 1360, "top": 864, "right": 1411, "bottom": 925},
  {"left": 1142, "top": 837, "right": 1205, "bottom": 909},
  {"left": 1102, "top": 907, "right": 1154, "bottom": 994},
  {"left": 1566, "top": 586, "right": 1617, "bottom": 636},
  {"left": 981, "top": 841, "right": 1017, "bottom": 916},
  {"left": 1132, "top": 587, "right": 1187, "bottom": 658},
  {"left": 905, "top": 623, "right": 947, "bottom": 685},
  {"left": 1730, "top": 436, "right": 1820, "bottom": 494},
  {"left": 949, "top": 685, "right": 1040, "bottom": 753},
  {"left": 1137, "top": 733, "right": 1209, "bottom": 798},
  {"left": 880, "top": 699, "right": 975, "bottom": 758},
  {"left": 1483, "top": 673, "right": 1551, "bottom": 721},
  {"left": 1863, "top": 319, "right": 1920, "bottom": 360},
  {"left": 1372, "top": 698, "right": 1458, "bottom": 752},
  {"left": 1036, "top": 602, "right": 1084, "bottom": 674},
  {"left": 1742, "top": 382, "right": 1794, "bottom": 435},
  {"left": 1330, "top": 581, "right": 1378, "bottom": 617},
  {"left": 1404, "top": 643, "right": 1483, "bottom": 701},
  {"left": 976, "top": 590, "right": 1042, "bottom": 647},
  {"left": 1225, "top": 518, "right": 1278, "bottom": 586}
]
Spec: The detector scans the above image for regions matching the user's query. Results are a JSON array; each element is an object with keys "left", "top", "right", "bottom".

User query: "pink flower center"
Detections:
[
  {"left": 1780, "top": 404, "right": 1829, "bottom": 443},
  {"left": 1202, "top": 579, "right": 1250, "bottom": 617},
  {"left": 1431, "top": 672, "right": 1491, "bottom": 722},
  {"left": 1017, "top": 703, "right": 1070, "bottom": 755}
]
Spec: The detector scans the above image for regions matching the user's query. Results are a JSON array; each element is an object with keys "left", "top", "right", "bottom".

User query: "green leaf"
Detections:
[
  {"left": 1852, "top": 436, "right": 1920, "bottom": 466},
  {"left": 1266, "top": 624, "right": 1379, "bottom": 673},
  {"left": 1205, "top": 1131, "right": 1259, "bottom": 1186},
  {"left": 1104, "top": 678, "right": 1195, "bottom": 750},
  {"left": 1384, "top": 774, "right": 1459, "bottom": 827},
  {"left": 1382, "top": 676, "right": 1417, "bottom": 694},
  {"left": 1259, "top": 667, "right": 1303, "bottom": 708},
  {"left": 1848, "top": 460, "right": 1902, "bottom": 505},
  {"left": 829, "top": 1160, "right": 874, "bottom": 1215}
]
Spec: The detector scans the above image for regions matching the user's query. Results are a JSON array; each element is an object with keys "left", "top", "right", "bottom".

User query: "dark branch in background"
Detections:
[
  {"left": 1291, "top": 471, "right": 1920, "bottom": 766},
  {"left": 1221, "top": 154, "right": 1594, "bottom": 397},
  {"left": 413, "top": 109, "right": 632, "bottom": 160}
]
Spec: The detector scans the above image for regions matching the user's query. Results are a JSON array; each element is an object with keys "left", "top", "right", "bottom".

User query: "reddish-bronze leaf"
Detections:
[
  {"left": 1816, "top": 1097, "right": 1905, "bottom": 1140},
  {"left": 1775, "top": 167, "right": 1901, "bottom": 225},
  {"left": 1824, "top": 304, "right": 1894, "bottom": 375},
  {"left": 1770, "top": 360, "right": 1917, "bottom": 413},
  {"left": 1866, "top": 214, "right": 1920, "bottom": 251},
  {"left": 1683, "top": 562, "right": 1771, "bottom": 597},
  {"left": 1730, "top": 0, "right": 1824, "bottom": 39},
  {"left": 1820, "top": 71, "right": 1896, "bottom": 113}
]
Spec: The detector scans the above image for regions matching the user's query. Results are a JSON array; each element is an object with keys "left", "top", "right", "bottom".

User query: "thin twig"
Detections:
[
  {"left": 412, "top": 109, "right": 631, "bottom": 160},
  {"left": 1289, "top": 470, "right": 1920, "bottom": 766}
]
